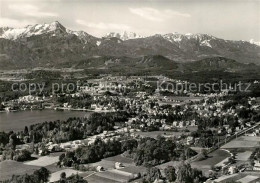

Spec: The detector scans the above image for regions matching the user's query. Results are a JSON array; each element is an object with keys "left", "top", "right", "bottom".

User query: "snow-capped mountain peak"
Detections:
[
  {"left": 0, "top": 21, "right": 67, "bottom": 40},
  {"left": 163, "top": 33, "right": 185, "bottom": 42},
  {"left": 105, "top": 31, "right": 144, "bottom": 41},
  {"left": 249, "top": 39, "right": 260, "bottom": 46},
  {"left": 162, "top": 33, "right": 217, "bottom": 46}
]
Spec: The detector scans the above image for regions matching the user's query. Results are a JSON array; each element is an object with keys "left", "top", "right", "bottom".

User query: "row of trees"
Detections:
[
  {"left": 143, "top": 162, "right": 205, "bottom": 183},
  {"left": 58, "top": 136, "right": 197, "bottom": 168}
]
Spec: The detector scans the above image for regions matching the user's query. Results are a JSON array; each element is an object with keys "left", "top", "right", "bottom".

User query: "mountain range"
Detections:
[{"left": 0, "top": 21, "right": 259, "bottom": 70}]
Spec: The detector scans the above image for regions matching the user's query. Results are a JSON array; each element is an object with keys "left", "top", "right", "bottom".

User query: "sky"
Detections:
[{"left": 0, "top": 0, "right": 260, "bottom": 41}]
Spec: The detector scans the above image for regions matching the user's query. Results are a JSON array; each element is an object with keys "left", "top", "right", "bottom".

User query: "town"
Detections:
[{"left": 0, "top": 73, "right": 260, "bottom": 183}]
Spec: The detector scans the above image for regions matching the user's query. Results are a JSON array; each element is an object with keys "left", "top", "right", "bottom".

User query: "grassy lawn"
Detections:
[
  {"left": 45, "top": 163, "right": 66, "bottom": 173},
  {"left": 24, "top": 156, "right": 59, "bottom": 166},
  {"left": 221, "top": 136, "right": 260, "bottom": 149},
  {"left": 0, "top": 160, "right": 39, "bottom": 181},
  {"left": 95, "top": 170, "right": 131, "bottom": 183},
  {"left": 85, "top": 174, "right": 121, "bottom": 183},
  {"left": 236, "top": 151, "right": 253, "bottom": 161},
  {"left": 121, "top": 165, "right": 147, "bottom": 175},
  {"left": 192, "top": 149, "right": 230, "bottom": 167},
  {"left": 88, "top": 154, "right": 135, "bottom": 170},
  {"left": 78, "top": 171, "right": 95, "bottom": 177},
  {"left": 103, "top": 154, "right": 134, "bottom": 164}
]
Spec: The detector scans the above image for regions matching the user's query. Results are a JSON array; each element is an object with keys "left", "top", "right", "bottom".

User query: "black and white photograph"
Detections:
[{"left": 0, "top": 0, "right": 260, "bottom": 182}]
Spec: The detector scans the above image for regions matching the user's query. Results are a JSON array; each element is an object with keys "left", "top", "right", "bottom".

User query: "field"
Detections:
[
  {"left": 213, "top": 173, "right": 260, "bottom": 183},
  {"left": 85, "top": 154, "right": 145, "bottom": 183},
  {"left": 95, "top": 170, "right": 133, "bottom": 183},
  {"left": 192, "top": 149, "right": 230, "bottom": 166},
  {"left": 49, "top": 169, "right": 82, "bottom": 182},
  {"left": 104, "top": 155, "right": 134, "bottom": 164},
  {"left": 85, "top": 174, "right": 121, "bottom": 183},
  {"left": 121, "top": 165, "right": 147, "bottom": 175},
  {"left": 221, "top": 136, "right": 260, "bottom": 149},
  {"left": 0, "top": 160, "right": 39, "bottom": 181},
  {"left": 236, "top": 151, "right": 253, "bottom": 161},
  {"left": 190, "top": 149, "right": 230, "bottom": 176},
  {"left": 88, "top": 154, "right": 134, "bottom": 169},
  {"left": 135, "top": 127, "right": 198, "bottom": 138},
  {"left": 85, "top": 167, "right": 145, "bottom": 183},
  {"left": 24, "top": 156, "right": 59, "bottom": 166}
]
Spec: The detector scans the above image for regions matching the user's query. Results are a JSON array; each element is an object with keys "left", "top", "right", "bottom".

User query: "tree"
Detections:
[
  {"left": 60, "top": 172, "right": 66, "bottom": 183},
  {"left": 66, "top": 173, "right": 88, "bottom": 183},
  {"left": 14, "top": 149, "right": 32, "bottom": 161},
  {"left": 33, "top": 167, "right": 50, "bottom": 182},
  {"left": 201, "top": 149, "right": 208, "bottom": 158},
  {"left": 145, "top": 167, "right": 162, "bottom": 182},
  {"left": 164, "top": 166, "right": 176, "bottom": 182},
  {"left": 24, "top": 126, "right": 29, "bottom": 136},
  {"left": 176, "top": 162, "right": 203, "bottom": 183},
  {"left": 184, "top": 148, "right": 197, "bottom": 159},
  {"left": 9, "top": 133, "right": 18, "bottom": 150}
]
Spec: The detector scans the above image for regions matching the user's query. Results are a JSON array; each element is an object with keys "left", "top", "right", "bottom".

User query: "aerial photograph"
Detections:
[{"left": 0, "top": 0, "right": 260, "bottom": 182}]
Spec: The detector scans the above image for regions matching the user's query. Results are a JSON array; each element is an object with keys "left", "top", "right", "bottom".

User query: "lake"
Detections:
[{"left": 0, "top": 110, "right": 92, "bottom": 132}]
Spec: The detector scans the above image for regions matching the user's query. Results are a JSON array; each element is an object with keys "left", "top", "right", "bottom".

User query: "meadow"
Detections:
[{"left": 0, "top": 160, "right": 39, "bottom": 181}]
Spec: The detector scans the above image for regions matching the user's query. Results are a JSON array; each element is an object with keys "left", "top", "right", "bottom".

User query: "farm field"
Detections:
[
  {"left": 78, "top": 171, "right": 95, "bottom": 178},
  {"left": 95, "top": 170, "right": 132, "bottom": 183},
  {"left": 85, "top": 168, "right": 143, "bottom": 183},
  {"left": 45, "top": 163, "right": 66, "bottom": 173},
  {"left": 191, "top": 149, "right": 230, "bottom": 176},
  {"left": 212, "top": 173, "right": 260, "bottom": 183},
  {"left": 236, "top": 151, "right": 253, "bottom": 161},
  {"left": 24, "top": 155, "right": 59, "bottom": 166},
  {"left": 0, "top": 160, "right": 39, "bottom": 181},
  {"left": 49, "top": 169, "right": 82, "bottom": 182},
  {"left": 221, "top": 136, "right": 260, "bottom": 149},
  {"left": 192, "top": 149, "right": 230, "bottom": 166},
  {"left": 84, "top": 154, "right": 145, "bottom": 183},
  {"left": 121, "top": 165, "right": 147, "bottom": 175},
  {"left": 84, "top": 174, "right": 121, "bottom": 183}
]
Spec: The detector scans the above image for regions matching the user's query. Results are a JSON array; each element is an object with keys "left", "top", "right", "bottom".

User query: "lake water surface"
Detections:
[{"left": 0, "top": 110, "right": 91, "bottom": 132}]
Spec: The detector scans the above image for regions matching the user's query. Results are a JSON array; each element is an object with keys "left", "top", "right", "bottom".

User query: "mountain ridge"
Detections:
[{"left": 0, "top": 21, "right": 259, "bottom": 69}]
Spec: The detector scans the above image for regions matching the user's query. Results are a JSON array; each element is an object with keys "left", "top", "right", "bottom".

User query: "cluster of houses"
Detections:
[
  {"left": 0, "top": 95, "right": 50, "bottom": 111},
  {"left": 90, "top": 103, "right": 116, "bottom": 112},
  {"left": 44, "top": 130, "right": 123, "bottom": 152},
  {"left": 17, "top": 95, "right": 46, "bottom": 103}
]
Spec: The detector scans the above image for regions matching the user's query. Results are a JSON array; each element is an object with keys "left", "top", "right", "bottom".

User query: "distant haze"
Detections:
[{"left": 0, "top": 0, "right": 259, "bottom": 41}]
